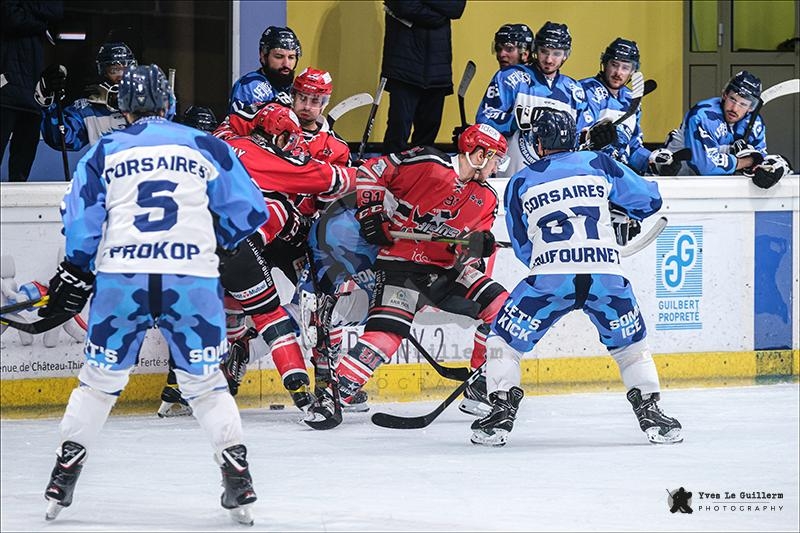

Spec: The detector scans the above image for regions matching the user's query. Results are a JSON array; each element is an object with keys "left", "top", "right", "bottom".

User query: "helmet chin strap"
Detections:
[{"left": 464, "top": 149, "right": 488, "bottom": 170}]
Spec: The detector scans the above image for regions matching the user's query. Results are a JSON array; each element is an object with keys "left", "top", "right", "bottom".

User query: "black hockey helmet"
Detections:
[
  {"left": 182, "top": 106, "right": 218, "bottom": 132},
  {"left": 96, "top": 42, "right": 137, "bottom": 77},
  {"left": 530, "top": 108, "right": 576, "bottom": 151},
  {"left": 259, "top": 26, "right": 302, "bottom": 58},
  {"left": 724, "top": 71, "right": 762, "bottom": 106},
  {"left": 493, "top": 23, "right": 533, "bottom": 52},
  {"left": 534, "top": 21, "right": 572, "bottom": 52},
  {"left": 118, "top": 64, "right": 170, "bottom": 115},
  {"left": 601, "top": 37, "right": 640, "bottom": 70}
]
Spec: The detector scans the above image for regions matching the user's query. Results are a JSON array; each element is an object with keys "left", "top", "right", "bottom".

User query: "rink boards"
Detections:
[{"left": 1, "top": 175, "right": 798, "bottom": 416}]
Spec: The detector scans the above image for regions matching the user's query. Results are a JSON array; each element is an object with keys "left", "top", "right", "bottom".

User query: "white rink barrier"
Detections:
[{"left": 1, "top": 175, "right": 798, "bottom": 413}]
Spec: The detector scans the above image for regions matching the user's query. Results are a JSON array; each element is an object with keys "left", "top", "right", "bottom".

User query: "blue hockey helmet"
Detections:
[
  {"left": 182, "top": 105, "right": 218, "bottom": 132},
  {"left": 259, "top": 26, "right": 302, "bottom": 58},
  {"left": 118, "top": 64, "right": 171, "bottom": 115},
  {"left": 534, "top": 21, "right": 572, "bottom": 52},
  {"left": 529, "top": 108, "right": 576, "bottom": 151},
  {"left": 601, "top": 37, "right": 640, "bottom": 70},
  {"left": 493, "top": 23, "right": 533, "bottom": 52},
  {"left": 96, "top": 42, "right": 137, "bottom": 77},
  {"left": 724, "top": 71, "right": 762, "bottom": 106}
]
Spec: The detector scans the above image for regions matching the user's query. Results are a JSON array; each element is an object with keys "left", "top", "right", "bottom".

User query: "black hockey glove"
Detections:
[
  {"left": 277, "top": 204, "right": 312, "bottom": 247},
  {"left": 355, "top": 204, "right": 393, "bottom": 246},
  {"left": 221, "top": 328, "right": 258, "bottom": 396},
  {"left": 750, "top": 154, "right": 791, "bottom": 189},
  {"left": 580, "top": 119, "right": 617, "bottom": 151},
  {"left": 451, "top": 124, "right": 470, "bottom": 146},
  {"left": 39, "top": 261, "right": 94, "bottom": 318},
  {"left": 34, "top": 64, "right": 67, "bottom": 107},
  {"left": 466, "top": 231, "right": 496, "bottom": 258}
]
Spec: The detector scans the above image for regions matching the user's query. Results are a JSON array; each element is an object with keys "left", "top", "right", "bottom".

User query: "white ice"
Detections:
[{"left": 2, "top": 383, "right": 798, "bottom": 532}]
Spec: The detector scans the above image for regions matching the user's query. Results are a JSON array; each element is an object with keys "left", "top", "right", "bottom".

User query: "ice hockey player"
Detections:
[
  {"left": 228, "top": 26, "right": 301, "bottom": 112},
  {"left": 41, "top": 64, "right": 267, "bottom": 524},
  {"left": 471, "top": 108, "right": 682, "bottom": 448},
  {"left": 475, "top": 21, "right": 592, "bottom": 178},
  {"left": 304, "top": 123, "right": 510, "bottom": 429},
  {"left": 181, "top": 105, "right": 219, "bottom": 132},
  {"left": 580, "top": 38, "right": 673, "bottom": 175},
  {"left": 35, "top": 42, "right": 137, "bottom": 151},
  {"left": 218, "top": 103, "right": 356, "bottom": 411},
  {"left": 493, "top": 23, "right": 533, "bottom": 69}
]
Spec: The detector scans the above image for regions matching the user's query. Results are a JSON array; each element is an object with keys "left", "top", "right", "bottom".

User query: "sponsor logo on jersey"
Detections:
[{"left": 411, "top": 207, "right": 461, "bottom": 237}]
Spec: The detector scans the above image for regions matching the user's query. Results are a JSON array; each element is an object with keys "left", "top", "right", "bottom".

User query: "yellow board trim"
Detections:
[{"left": 2, "top": 350, "right": 796, "bottom": 419}]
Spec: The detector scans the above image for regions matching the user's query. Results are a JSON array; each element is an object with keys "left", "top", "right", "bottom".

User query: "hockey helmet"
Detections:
[
  {"left": 458, "top": 124, "right": 508, "bottom": 169},
  {"left": 96, "top": 42, "right": 137, "bottom": 77},
  {"left": 493, "top": 23, "right": 533, "bottom": 53},
  {"left": 530, "top": 108, "right": 576, "bottom": 151},
  {"left": 292, "top": 68, "right": 333, "bottom": 106},
  {"left": 259, "top": 26, "right": 302, "bottom": 57},
  {"left": 534, "top": 22, "right": 572, "bottom": 52},
  {"left": 601, "top": 37, "right": 640, "bottom": 70},
  {"left": 118, "top": 64, "right": 170, "bottom": 115},
  {"left": 724, "top": 71, "right": 762, "bottom": 108},
  {"left": 182, "top": 105, "right": 218, "bottom": 132}
]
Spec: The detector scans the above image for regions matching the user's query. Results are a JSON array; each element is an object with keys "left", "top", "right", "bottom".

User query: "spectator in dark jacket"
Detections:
[
  {"left": 381, "top": 0, "right": 465, "bottom": 154},
  {"left": 0, "top": 1, "right": 63, "bottom": 182}
]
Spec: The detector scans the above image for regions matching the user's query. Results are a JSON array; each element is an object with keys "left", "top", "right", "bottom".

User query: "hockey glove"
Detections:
[
  {"left": 514, "top": 105, "right": 536, "bottom": 131},
  {"left": 610, "top": 206, "right": 642, "bottom": 246},
  {"left": 466, "top": 231, "right": 496, "bottom": 258},
  {"left": 39, "top": 261, "right": 94, "bottom": 318},
  {"left": 221, "top": 328, "right": 258, "bottom": 397},
  {"left": 751, "top": 154, "right": 792, "bottom": 189},
  {"left": 277, "top": 204, "right": 312, "bottom": 247},
  {"left": 356, "top": 204, "right": 393, "bottom": 246},
  {"left": 34, "top": 64, "right": 67, "bottom": 107},
  {"left": 580, "top": 119, "right": 617, "bottom": 151},
  {"left": 734, "top": 144, "right": 764, "bottom": 171}
]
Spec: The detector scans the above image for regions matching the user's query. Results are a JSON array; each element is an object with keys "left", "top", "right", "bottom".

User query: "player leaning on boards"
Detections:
[
  {"left": 40, "top": 65, "right": 267, "bottom": 525},
  {"left": 580, "top": 38, "right": 672, "bottom": 175},
  {"left": 660, "top": 71, "right": 792, "bottom": 187},
  {"left": 471, "top": 108, "right": 682, "bottom": 448}
]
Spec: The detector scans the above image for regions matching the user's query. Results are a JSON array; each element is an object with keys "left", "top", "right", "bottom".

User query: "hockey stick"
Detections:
[
  {"left": 457, "top": 60, "right": 477, "bottom": 128},
  {"left": 390, "top": 230, "right": 512, "bottom": 249},
  {"left": 356, "top": 77, "right": 387, "bottom": 161},
  {"left": 620, "top": 216, "right": 667, "bottom": 258},
  {"left": 577, "top": 74, "right": 656, "bottom": 151},
  {"left": 405, "top": 334, "right": 471, "bottom": 381},
  {"left": 0, "top": 295, "right": 48, "bottom": 315},
  {"left": 371, "top": 364, "right": 485, "bottom": 429},
  {"left": 55, "top": 97, "right": 71, "bottom": 181},
  {"left": 326, "top": 93, "right": 373, "bottom": 129},
  {"left": 0, "top": 312, "right": 74, "bottom": 334},
  {"left": 741, "top": 78, "right": 800, "bottom": 142},
  {"left": 302, "top": 246, "right": 343, "bottom": 430}
]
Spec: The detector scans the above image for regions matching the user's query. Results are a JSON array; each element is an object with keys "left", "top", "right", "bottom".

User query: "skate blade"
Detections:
[
  {"left": 459, "top": 398, "right": 492, "bottom": 417},
  {"left": 645, "top": 427, "right": 684, "bottom": 445},
  {"left": 45, "top": 499, "right": 64, "bottom": 521},
  {"left": 157, "top": 401, "right": 193, "bottom": 418},
  {"left": 228, "top": 503, "right": 254, "bottom": 526},
  {"left": 470, "top": 429, "right": 508, "bottom": 447}
]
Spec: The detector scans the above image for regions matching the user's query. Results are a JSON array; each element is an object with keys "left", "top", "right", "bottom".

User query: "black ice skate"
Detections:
[
  {"left": 303, "top": 387, "right": 343, "bottom": 430},
  {"left": 221, "top": 328, "right": 257, "bottom": 397},
  {"left": 470, "top": 387, "right": 524, "bottom": 447},
  {"left": 341, "top": 389, "right": 370, "bottom": 413},
  {"left": 44, "top": 441, "right": 86, "bottom": 521},
  {"left": 156, "top": 385, "right": 192, "bottom": 418},
  {"left": 285, "top": 374, "right": 315, "bottom": 411},
  {"left": 458, "top": 371, "right": 491, "bottom": 417},
  {"left": 627, "top": 388, "right": 683, "bottom": 444},
  {"left": 219, "top": 444, "right": 257, "bottom": 525}
]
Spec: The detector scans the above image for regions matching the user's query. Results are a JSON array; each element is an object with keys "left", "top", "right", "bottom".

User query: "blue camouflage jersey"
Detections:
[
  {"left": 505, "top": 149, "right": 661, "bottom": 277},
  {"left": 665, "top": 96, "right": 766, "bottom": 175},
  {"left": 580, "top": 75, "right": 651, "bottom": 174},
  {"left": 62, "top": 117, "right": 268, "bottom": 277},
  {"left": 476, "top": 64, "right": 589, "bottom": 177},
  {"left": 40, "top": 98, "right": 127, "bottom": 151},
  {"left": 228, "top": 69, "right": 291, "bottom": 113}
]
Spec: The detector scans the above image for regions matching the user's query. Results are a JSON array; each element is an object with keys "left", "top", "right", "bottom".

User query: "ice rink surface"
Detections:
[{"left": 1, "top": 382, "right": 798, "bottom": 532}]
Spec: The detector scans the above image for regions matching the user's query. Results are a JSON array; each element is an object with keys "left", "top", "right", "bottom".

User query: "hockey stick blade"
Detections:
[
  {"left": 761, "top": 78, "right": 799, "bottom": 105},
  {"left": 0, "top": 295, "right": 48, "bottom": 315},
  {"left": 0, "top": 312, "right": 74, "bottom": 334},
  {"left": 457, "top": 60, "right": 477, "bottom": 127},
  {"left": 326, "top": 93, "right": 373, "bottom": 128},
  {"left": 371, "top": 365, "right": 484, "bottom": 429},
  {"left": 621, "top": 216, "right": 667, "bottom": 257},
  {"left": 390, "top": 230, "right": 512, "bottom": 249},
  {"left": 406, "top": 335, "right": 471, "bottom": 381},
  {"left": 357, "top": 77, "right": 387, "bottom": 160}
]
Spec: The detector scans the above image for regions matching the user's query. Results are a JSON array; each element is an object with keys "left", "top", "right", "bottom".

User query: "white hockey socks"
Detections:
[
  {"left": 610, "top": 340, "right": 661, "bottom": 395},
  {"left": 59, "top": 385, "right": 117, "bottom": 450},
  {"left": 485, "top": 334, "right": 522, "bottom": 395}
]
